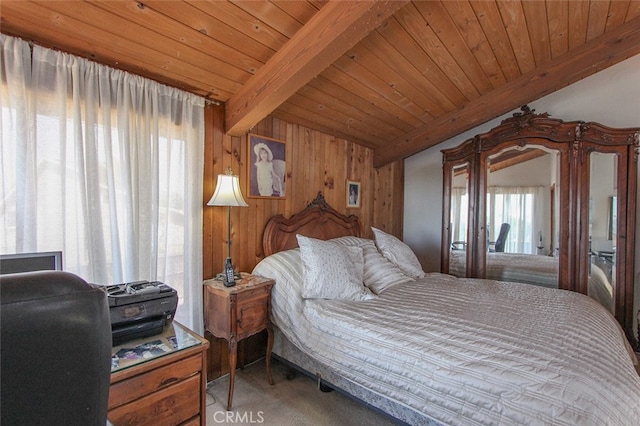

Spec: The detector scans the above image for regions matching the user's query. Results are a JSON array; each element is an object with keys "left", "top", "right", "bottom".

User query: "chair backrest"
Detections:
[
  {"left": 494, "top": 223, "right": 511, "bottom": 252},
  {"left": 1, "top": 271, "right": 112, "bottom": 426}
]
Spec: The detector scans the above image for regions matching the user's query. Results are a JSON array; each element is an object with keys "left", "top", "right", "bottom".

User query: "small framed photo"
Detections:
[
  {"left": 248, "top": 134, "right": 286, "bottom": 198},
  {"left": 346, "top": 180, "right": 360, "bottom": 208}
]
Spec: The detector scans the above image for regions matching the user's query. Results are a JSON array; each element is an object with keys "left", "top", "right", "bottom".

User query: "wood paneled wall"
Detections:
[
  {"left": 203, "top": 103, "right": 404, "bottom": 280},
  {"left": 202, "top": 103, "right": 404, "bottom": 378}
]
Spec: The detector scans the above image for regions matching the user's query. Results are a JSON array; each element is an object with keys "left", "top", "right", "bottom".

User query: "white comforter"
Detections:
[{"left": 253, "top": 249, "right": 640, "bottom": 425}]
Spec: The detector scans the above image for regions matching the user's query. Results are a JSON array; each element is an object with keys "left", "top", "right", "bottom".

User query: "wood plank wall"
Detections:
[
  {"left": 202, "top": 103, "right": 404, "bottom": 378},
  {"left": 203, "top": 103, "right": 404, "bottom": 279}
]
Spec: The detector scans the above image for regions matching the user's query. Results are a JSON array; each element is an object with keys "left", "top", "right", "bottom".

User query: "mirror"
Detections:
[
  {"left": 587, "top": 152, "right": 617, "bottom": 314},
  {"left": 441, "top": 106, "right": 638, "bottom": 343},
  {"left": 448, "top": 163, "right": 469, "bottom": 277},
  {"left": 481, "top": 146, "right": 560, "bottom": 288}
]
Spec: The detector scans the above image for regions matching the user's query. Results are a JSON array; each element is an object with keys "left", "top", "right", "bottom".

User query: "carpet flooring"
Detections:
[{"left": 205, "top": 358, "right": 399, "bottom": 425}]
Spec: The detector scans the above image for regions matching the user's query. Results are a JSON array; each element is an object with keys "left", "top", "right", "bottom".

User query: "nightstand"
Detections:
[
  {"left": 109, "top": 321, "right": 209, "bottom": 425},
  {"left": 203, "top": 274, "right": 275, "bottom": 410}
]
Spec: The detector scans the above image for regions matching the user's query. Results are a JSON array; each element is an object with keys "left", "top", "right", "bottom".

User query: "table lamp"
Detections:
[{"left": 207, "top": 167, "right": 248, "bottom": 286}]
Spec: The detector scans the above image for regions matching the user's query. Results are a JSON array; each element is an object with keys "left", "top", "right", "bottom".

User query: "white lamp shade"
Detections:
[{"left": 207, "top": 173, "right": 248, "bottom": 207}]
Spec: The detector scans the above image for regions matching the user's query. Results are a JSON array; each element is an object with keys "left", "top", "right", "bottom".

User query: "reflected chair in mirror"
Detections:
[
  {"left": 451, "top": 241, "right": 467, "bottom": 250},
  {"left": 489, "top": 223, "right": 510, "bottom": 253},
  {"left": 0, "top": 271, "right": 112, "bottom": 426}
]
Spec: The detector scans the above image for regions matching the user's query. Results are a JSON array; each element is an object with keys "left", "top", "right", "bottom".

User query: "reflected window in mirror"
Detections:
[
  {"left": 450, "top": 190, "right": 468, "bottom": 249},
  {"left": 481, "top": 145, "right": 560, "bottom": 289},
  {"left": 486, "top": 187, "right": 542, "bottom": 254},
  {"left": 588, "top": 152, "right": 617, "bottom": 314},
  {"left": 448, "top": 163, "right": 469, "bottom": 277},
  {"left": 486, "top": 147, "right": 557, "bottom": 257}
]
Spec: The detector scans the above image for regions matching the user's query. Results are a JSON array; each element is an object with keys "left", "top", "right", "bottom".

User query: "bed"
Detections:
[
  {"left": 252, "top": 194, "right": 640, "bottom": 425},
  {"left": 449, "top": 251, "right": 560, "bottom": 288},
  {"left": 449, "top": 251, "right": 614, "bottom": 313}
]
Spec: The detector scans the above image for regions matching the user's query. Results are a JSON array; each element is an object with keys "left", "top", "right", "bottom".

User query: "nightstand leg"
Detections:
[
  {"left": 227, "top": 337, "right": 237, "bottom": 411},
  {"left": 266, "top": 325, "right": 274, "bottom": 385}
]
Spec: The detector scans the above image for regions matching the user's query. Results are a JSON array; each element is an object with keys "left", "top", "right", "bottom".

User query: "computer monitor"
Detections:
[{"left": 0, "top": 251, "right": 63, "bottom": 275}]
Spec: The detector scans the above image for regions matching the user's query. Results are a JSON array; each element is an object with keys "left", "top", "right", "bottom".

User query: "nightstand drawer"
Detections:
[
  {"left": 236, "top": 286, "right": 270, "bottom": 304},
  {"left": 237, "top": 299, "right": 269, "bottom": 335},
  {"left": 109, "top": 354, "right": 202, "bottom": 409}
]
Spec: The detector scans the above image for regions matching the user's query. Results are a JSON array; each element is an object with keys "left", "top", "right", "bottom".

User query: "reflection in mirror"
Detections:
[
  {"left": 484, "top": 146, "right": 560, "bottom": 288},
  {"left": 588, "top": 152, "right": 616, "bottom": 314},
  {"left": 441, "top": 108, "right": 637, "bottom": 340},
  {"left": 448, "top": 163, "right": 469, "bottom": 277}
]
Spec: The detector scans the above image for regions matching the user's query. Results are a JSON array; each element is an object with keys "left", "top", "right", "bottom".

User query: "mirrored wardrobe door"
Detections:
[
  {"left": 480, "top": 145, "right": 561, "bottom": 288},
  {"left": 585, "top": 152, "right": 618, "bottom": 315},
  {"left": 441, "top": 139, "right": 476, "bottom": 278},
  {"left": 446, "top": 163, "right": 471, "bottom": 277},
  {"left": 576, "top": 127, "right": 637, "bottom": 342}
]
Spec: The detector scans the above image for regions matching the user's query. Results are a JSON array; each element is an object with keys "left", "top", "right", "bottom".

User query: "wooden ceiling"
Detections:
[{"left": 2, "top": 1, "right": 640, "bottom": 167}]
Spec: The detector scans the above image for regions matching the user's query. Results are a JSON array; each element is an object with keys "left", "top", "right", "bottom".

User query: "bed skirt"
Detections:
[{"left": 272, "top": 327, "right": 441, "bottom": 426}]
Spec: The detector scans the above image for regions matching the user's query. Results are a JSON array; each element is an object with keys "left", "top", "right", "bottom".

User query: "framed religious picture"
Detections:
[
  {"left": 346, "top": 180, "right": 360, "bottom": 208},
  {"left": 247, "top": 134, "right": 286, "bottom": 199}
]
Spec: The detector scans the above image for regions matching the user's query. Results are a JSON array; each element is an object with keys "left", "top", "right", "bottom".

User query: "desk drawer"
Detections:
[
  {"left": 109, "top": 354, "right": 201, "bottom": 409},
  {"left": 108, "top": 374, "right": 200, "bottom": 426}
]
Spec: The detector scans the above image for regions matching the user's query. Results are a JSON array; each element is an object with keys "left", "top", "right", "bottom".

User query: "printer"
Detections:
[{"left": 103, "top": 280, "right": 178, "bottom": 345}]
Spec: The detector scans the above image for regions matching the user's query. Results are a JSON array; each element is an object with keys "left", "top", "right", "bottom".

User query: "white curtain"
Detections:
[
  {"left": 450, "top": 187, "right": 468, "bottom": 245},
  {"left": 0, "top": 35, "right": 205, "bottom": 332},
  {"left": 487, "top": 186, "right": 546, "bottom": 254}
]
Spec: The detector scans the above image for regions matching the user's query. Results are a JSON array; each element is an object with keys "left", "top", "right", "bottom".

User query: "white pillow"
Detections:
[
  {"left": 296, "top": 234, "right": 375, "bottom": 301},
  {"left": 372, "top": 227, "right": 426, "bottom": 279},
  {"left": 331, "top": 236, "right": 414, "bottom": 294}
]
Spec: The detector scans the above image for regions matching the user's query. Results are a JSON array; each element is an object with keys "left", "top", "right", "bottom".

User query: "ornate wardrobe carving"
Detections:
[{"left": 441, "top": 106, "right": 639, "bottom": 344}]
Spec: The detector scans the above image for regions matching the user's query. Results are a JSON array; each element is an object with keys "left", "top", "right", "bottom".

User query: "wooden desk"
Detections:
[
  {"left": 108, "top": 321, "right": 209, "bottom": 425},
  {"left": 204, "top": 274, "right": 275, "bottom": 410}
]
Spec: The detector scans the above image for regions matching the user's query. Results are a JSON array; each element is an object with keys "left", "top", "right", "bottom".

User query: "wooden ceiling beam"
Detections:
[
  {"left": 489, "top": 149, "right": 548, "bottom": 174},
  {"left": 374, "top": 15, "right": 640, "bottom": 168},
  {"left": 224, "top": 0, "right": 408, "bottom": 137}
]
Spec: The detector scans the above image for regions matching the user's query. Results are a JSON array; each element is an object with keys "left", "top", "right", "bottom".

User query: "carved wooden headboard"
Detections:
[{"left": 262, "top": 192, "right": 361, "bottom": 257}]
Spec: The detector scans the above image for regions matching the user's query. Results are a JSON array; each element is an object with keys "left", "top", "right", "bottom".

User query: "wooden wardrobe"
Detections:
[{"left": 441, "top": 106, "right": 639, "bottom": 345}]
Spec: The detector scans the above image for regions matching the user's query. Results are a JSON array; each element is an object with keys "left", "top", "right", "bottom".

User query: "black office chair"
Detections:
[
  {"left": 451, "top": 240, "right": 467, "bottom": 250},
  {"left": 489, "top": 223, "right": 510, "bottom": 252},
  {"left": 1, "top": 271, "right": 112, "bottom": 426}
]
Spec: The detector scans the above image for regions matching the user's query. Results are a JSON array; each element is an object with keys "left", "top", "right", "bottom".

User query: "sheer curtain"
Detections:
[
  {"left": 487, "top": 186, "right": 545, "bottom": 254},
  {"left": 450, "top": 187, "right": 468, "bottom": 245},
  {"left": 1, "top": 35, "right": 205, "bottom": 332}
]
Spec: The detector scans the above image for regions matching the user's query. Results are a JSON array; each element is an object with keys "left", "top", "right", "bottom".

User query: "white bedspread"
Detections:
[{"left": 253, "top": 249, "right": 640, "bottom": 425}]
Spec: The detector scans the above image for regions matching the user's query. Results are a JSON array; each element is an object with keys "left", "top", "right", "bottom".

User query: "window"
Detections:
[{"left": 1, "top": 35, "right": 205, "bottom": 331}]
